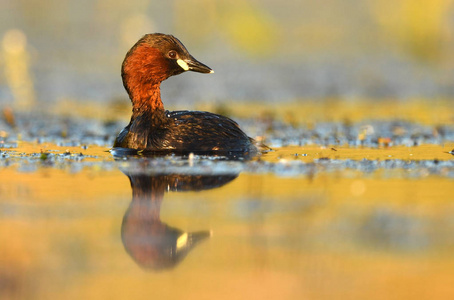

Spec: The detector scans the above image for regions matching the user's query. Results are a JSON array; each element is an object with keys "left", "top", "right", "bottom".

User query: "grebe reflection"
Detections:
[{"left": 121, "top": 172, "right": 238, "bottom": 270}]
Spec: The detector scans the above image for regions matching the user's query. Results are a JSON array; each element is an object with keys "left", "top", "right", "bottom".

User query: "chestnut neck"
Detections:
[
  {"left": 131, "top": 84, "right": 164, "bottom": 116},
  {"left": 122, "top": 44, "right": 170, "bottom": 117}
]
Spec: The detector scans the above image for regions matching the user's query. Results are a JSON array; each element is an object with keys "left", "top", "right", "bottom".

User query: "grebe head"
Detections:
[{"left": 122, "top": 33, "right": 213, "bottom": 101}]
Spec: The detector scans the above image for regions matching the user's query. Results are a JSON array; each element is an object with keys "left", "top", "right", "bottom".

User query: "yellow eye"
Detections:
[{"left": 168, "top": 50, "right": 177, "bottom": 59}]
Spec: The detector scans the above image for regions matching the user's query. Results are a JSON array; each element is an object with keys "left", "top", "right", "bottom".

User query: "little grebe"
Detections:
[{"left": 113, "top": 33, "right": 257, "bottom": 156}]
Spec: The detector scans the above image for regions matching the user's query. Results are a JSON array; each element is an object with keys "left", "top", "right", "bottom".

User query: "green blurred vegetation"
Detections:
[
  {"left": 172, "top": 0, "right": 278, "bottom": 57},
  {"left": 1, "top": 0, "right": 453, "bottom": 59},
  {"left": 372, "top": 0, "right": 454, "bottom": 62},
  {"left": 1, "top": 0, "right": 454, "bottom": 109},
  {"left": 169, "top": 0, "right": 454, "bottom": 62}
]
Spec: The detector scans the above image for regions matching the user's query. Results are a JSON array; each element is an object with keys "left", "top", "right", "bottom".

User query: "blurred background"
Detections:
[
  {"left": 1, "top": 3, "right": 454, "bottom": 299},
  {"left": 1, "top": 0, "right": 454, "bottom": 112}
]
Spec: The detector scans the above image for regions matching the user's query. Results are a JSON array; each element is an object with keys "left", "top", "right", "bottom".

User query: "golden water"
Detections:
[{"left": 1, "top": 141, "right": 453, "bottom": 300}]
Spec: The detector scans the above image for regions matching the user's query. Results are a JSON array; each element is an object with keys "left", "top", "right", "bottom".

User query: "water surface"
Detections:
[{"left": 1, "top": 139, "right": 453, "bottom": 300}]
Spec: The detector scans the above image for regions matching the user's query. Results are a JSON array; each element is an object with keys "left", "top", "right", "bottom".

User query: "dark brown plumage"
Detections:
[{"left": 113, "top": 33, "right": 258, "bottom": 157}]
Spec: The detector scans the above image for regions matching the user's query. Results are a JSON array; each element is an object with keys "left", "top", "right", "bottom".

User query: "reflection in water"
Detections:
[{"left": 121, "top": 172, "right": 238, "bottom": 270}]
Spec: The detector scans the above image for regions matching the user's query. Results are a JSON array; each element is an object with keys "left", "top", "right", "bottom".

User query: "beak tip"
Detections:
[
  {"left": 209, "top": 70, "right": 214, "bottom": 74},
  {"left": 184, "top": 58, "right": 214, "bottom": 74}
]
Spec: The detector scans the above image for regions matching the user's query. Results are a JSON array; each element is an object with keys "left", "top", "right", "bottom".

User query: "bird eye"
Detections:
[{"left": 168, "top": 50, "right": 177, "bottom": 59}]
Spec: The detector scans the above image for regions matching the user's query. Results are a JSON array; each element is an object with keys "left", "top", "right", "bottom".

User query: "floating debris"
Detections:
[{"left": 39, "top": 150, "right": 49, "bottom": 161}]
